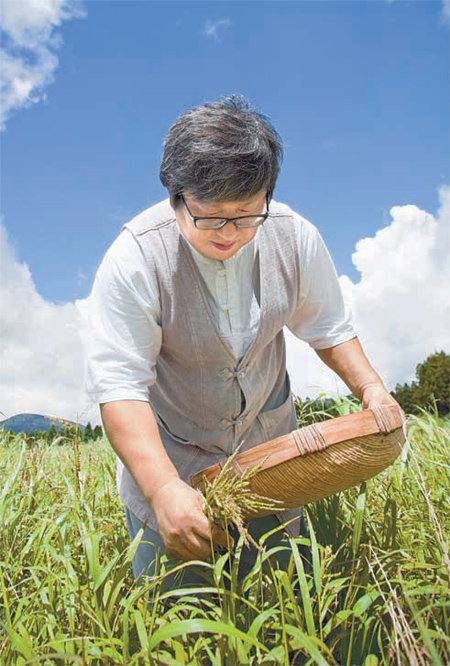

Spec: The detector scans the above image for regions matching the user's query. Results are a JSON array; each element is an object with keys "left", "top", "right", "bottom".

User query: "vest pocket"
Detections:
[
  {"left": 156, "top": 413, "right": 191, "bottom": 445},
  {"left": 257, "top": 385, "right": 297, "bottom": 442}
]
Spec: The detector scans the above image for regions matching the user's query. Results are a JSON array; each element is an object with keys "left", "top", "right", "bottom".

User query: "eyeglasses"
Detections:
[{"left": 180, "top": 193, "right": 269, "bottom": 230}]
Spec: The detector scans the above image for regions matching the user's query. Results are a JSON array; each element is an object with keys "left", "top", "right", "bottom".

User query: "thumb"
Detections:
[{"left": 210, "top": 522, "right": 234, "bottom": 549}]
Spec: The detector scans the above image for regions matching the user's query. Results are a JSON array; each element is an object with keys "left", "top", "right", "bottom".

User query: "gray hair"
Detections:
[{"left": 160, "top": 95, "right": 283, "bottom": 205}]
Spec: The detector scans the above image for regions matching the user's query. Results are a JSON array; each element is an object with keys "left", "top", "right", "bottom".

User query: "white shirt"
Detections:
[{"left": 85, "top": 201, "right": 355, "bottom": 404}]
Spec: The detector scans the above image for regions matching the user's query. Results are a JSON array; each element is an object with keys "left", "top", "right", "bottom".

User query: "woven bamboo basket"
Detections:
[{"left": 190, "top": 404, "right": 406, "bottom": 517}]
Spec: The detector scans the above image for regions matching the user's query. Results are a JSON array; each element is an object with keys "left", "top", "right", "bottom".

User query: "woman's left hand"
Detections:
[
  {"left": 360, "top": 383, "right": 407, "bottom": 434},
  {"left": 360, "top": 383, "right": 399, "bottom": 411}
]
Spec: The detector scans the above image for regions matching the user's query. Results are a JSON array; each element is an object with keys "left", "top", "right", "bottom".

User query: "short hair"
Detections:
[{"left": 160, "top": 95, "right": 283, "bottom": 205}]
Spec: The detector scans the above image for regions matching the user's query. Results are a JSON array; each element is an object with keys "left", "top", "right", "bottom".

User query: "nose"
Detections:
[{"left": 216, "top": 220, "right": 239, "bottom": 241}]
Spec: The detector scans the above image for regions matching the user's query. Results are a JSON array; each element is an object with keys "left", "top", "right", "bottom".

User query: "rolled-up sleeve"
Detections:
[
  {"left": 85, "top": 231, "right": 162, "bottom": 404},
  {"left": 287, "top": 217, "right": 356, "bottom": 350}
]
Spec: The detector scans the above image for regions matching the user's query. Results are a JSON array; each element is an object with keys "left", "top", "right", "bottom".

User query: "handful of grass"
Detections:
[{"left": 198, "top": 451, "right": 283, "bottom": 549}]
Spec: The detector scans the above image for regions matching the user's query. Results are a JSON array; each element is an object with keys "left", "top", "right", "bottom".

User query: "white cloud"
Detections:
[
  {"left": 204, "top": 19, "right": 232, "bottom": 41},
  {"left": 442, "top": 0, "right": 450, "bottom": 23},
  {"left": 1, "top": 189, "right": 448, "bottom": 423},
  {"left": 0, "top": 222, "right": 97, "bottom": 424},
  {"left": 286, "top": 186, "right": 450, "bottom": 399},
  {"left": 0, "top": 0, "right": 85, "bottom": 129}
]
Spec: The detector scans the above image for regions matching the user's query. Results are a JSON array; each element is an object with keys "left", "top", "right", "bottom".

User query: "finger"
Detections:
[
  {"left": 191, "top": 518, "right": 232, "bottom": 551},
  {"left": 166, "top": 540, "right": 211, "bottom": 562},
  {"left": 173, "top": 530, "right": 214, "bottom": 561},
  {"left": 191, "top": 512, "right": 217, "bottom": 541},
  {"left": 187, "top": 533, "right": 215, "bottom": 560},
  {"left": 210, "top": 523, "right": 234, "bottom": 549},
  {"left": 191, "top": 510, "right": 234, "bottom": 549}
]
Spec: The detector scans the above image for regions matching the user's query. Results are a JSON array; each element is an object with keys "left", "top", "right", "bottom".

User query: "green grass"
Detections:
[{"left": 0, "top": 405, "right": 449, "bottom": 665}]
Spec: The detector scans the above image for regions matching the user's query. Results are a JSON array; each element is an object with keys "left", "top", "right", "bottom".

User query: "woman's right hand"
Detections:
[{"left": 150, "top": 477, "right": 231, "bottom": 561}]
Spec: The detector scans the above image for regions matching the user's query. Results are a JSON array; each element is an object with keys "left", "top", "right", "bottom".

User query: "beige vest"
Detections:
[{"left": 118, "top": 200, "right": 302, "bottom": 533}]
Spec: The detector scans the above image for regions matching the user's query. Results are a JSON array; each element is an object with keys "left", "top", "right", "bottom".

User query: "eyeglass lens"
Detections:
[{"left": 195, "top": 215, "right": 266, "bottom": 229}]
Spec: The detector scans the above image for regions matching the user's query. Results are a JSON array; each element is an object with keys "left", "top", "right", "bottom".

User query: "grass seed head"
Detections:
[{"left": 198, "top": 451, "right": 284, "bottom": 549}]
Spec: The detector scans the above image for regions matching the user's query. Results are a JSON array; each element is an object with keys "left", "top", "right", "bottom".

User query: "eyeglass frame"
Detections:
[{"left": 180, "top": 193, "right": 270, "bottom": 230}]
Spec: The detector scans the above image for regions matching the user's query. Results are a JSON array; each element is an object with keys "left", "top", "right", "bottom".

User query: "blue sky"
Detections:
[
  {"left": 1, "top": 0, "right": 449, "bottom": 421},
  {"left": 3, "top": 0, "right": 449, "bottom": 304}
]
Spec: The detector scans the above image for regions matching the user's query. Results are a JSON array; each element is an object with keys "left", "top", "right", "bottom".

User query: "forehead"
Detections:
[{"left": 186, "top": 190, "right": 266, "bottom": 213}]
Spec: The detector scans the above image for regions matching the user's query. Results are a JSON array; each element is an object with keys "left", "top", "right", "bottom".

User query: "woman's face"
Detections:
[{"left": 174, "top": 190, "right": 267, "bottom": 261}]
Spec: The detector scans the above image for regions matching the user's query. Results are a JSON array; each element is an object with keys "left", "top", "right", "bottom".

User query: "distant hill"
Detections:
[{"left": 0, "top": 413, "right": 84, "bottom": 435}]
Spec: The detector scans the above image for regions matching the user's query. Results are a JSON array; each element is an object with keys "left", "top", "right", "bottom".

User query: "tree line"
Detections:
[
  {"left": 295, "top": 350, "right": 449, "bottom": 422},
  {"left": 390, "top": 350, "right": 449, "bottom": 417},
  {"left": 23, "top": 422, "right": 104, "bottom": 445}
]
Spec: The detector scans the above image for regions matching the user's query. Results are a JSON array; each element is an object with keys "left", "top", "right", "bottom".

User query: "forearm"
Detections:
[
  {"left": 100, "top": 399, "right": 228, "bottom": 561},
  {"left": 100, "top": 400, "right": 179, "bottom": 509},
  {"left": 315, "top": 337, "right": 385, "bottom": 401}
]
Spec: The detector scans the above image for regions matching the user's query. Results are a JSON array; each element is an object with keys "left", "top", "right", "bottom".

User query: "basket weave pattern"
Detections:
[{"left": 190, "top": 405, "right": 406, "bottom": 517}]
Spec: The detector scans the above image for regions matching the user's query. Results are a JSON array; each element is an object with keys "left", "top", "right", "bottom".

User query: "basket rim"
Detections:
[{"left": 190, "top": 404, "right": 404, "bottom": 488}]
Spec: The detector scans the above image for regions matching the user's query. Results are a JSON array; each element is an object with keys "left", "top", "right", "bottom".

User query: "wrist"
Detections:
[
  {"left": 356, "top": 379, "right": 386, "bottom": 402},
  {"left": 359, "top": 384, "right": 398, "bottom": 411},
  {"left": 146, "top": 473, "right": 181, "bottom": 511}
]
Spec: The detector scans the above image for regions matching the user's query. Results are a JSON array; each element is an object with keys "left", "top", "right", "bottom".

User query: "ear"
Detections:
[{"left": 169, "top": 194, "right": 182, "bottom": 211}]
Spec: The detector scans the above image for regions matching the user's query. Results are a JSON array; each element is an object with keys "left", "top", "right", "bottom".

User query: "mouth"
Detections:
[{"left": 212, "top": 241, "right": 236, "bottom": 251}]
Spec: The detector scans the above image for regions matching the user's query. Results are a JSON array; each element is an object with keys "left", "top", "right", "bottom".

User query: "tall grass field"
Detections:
[{"left": 1, "top": 404, "right": 449, "bottom": 665}]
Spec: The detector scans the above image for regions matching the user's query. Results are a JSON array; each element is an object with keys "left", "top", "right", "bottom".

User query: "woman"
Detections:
[{"left": 86, "top": 95, "right": 400, "bottom": 585}]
